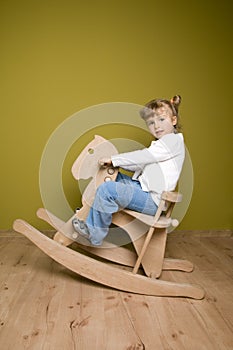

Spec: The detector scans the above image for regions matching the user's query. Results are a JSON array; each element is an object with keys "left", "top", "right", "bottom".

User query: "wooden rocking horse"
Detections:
[{"left": 13, "top": 135, "right": 205, "bottom": 299}]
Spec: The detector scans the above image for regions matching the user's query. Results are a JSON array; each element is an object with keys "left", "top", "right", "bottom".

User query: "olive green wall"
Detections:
[{"left": 1, "top": 0, "right": 232, "bottom": 230}]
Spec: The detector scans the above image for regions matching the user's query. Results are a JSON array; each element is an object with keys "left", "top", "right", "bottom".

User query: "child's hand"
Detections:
[{"left": 98, "top": 158, "right": 112, "bottom": 167}]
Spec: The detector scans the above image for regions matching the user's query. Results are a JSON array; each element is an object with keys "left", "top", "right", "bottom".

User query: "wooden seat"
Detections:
[
  {"left": 13, "top": 135, "right": 205, "bottom": 299},
  {"left": 123, "top": 210, "right": 175, "bottom": 228}
]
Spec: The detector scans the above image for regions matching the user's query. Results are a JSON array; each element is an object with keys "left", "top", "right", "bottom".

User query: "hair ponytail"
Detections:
[{"left": 170, "top": 95, "right": 181, "bottom": 116}]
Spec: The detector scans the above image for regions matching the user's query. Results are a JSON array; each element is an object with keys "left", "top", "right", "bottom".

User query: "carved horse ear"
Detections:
[{"left": 71, "top": 135, "right": 118, "bottom": 181}]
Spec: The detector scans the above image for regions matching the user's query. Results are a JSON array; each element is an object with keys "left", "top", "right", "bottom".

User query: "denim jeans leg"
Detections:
[
  {"left": 86, "top": 173, "right": 157, "bottom": 245},
  {"left": 86, "top": 181, "right": 119, "bottom": 245}
]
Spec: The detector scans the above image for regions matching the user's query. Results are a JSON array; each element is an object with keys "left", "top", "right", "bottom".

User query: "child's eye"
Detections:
[{"left": 160, "top": 118, "right": 165, "bottom": 122}]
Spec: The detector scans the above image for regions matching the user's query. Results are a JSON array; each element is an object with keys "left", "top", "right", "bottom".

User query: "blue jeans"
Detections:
[{"left": 86, "top": 172, "right": 158, "bottom": 245}]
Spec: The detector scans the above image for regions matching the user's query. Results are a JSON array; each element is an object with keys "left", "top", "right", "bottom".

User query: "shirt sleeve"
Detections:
[
  {"left": 111, "top": 148, "right": 156, "bottom": 171},
  {"left": 111, "top": 133, "right": 183, "bottom": 170}
]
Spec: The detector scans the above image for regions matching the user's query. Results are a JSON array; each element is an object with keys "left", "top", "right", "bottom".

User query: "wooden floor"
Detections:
[{"left": 0, "top": 230, "right": 232, "bottom": 350}]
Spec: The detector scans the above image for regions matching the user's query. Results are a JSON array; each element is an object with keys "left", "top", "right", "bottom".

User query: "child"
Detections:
[{"left": 72, "top": 95, "right": 185, "bottom": 246}]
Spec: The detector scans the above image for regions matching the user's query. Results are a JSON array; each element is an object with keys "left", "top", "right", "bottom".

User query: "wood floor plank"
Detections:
[
  {"left": 198, "top": 237, "right": 233, "bottom": 276},
  {"left": 148, "top": 297, "right": 219, "bottom": 350},
  {"left": 103, "top": 290, "right": 144, "bottom": 349},
  {"left": 120, "top": 293, "right": 182, "bottom": 349},
  {"left": 0, "top": 242, "right": 43, "bottom": 330},
  {"left": 163, "top": 236, "right": 233, "bottom": 349},
  {"left": 66, "top": 281, "right": 106, "bottom": 349}
]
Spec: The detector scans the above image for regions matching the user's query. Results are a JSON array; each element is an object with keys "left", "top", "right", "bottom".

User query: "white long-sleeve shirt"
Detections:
[{"left": 111, "top": 133, "right": 185, "bottom": 206}]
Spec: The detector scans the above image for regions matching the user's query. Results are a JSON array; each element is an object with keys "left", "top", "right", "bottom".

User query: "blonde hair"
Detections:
[{"left": 140, "top": 95, "right": 182, "bottom": 132}]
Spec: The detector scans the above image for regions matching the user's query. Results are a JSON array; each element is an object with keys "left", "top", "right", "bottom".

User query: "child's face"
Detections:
[{"left": 145, "top": 107, "right": 177, "bottom": 139}]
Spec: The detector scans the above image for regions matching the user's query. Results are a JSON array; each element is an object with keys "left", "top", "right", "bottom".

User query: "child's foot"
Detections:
[
  {"left": 72, "top": 218, "right": 101, "bottom": 247},
  {"left": 72, "top": 218, "right": 90, "bottom": 239}
]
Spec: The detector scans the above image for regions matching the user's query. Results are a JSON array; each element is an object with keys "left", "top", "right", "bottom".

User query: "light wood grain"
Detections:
[{"left": 1, "top": 231, "right": 232, "bottom": 350}]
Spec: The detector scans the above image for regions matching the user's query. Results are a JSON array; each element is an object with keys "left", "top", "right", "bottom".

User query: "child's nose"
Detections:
[{"left": 154, "top": 120, "right": 159, "bottom": 128}]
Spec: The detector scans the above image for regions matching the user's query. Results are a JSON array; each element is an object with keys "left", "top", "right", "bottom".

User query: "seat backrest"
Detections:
[{"left": 152, "top": 191, "right": 182, "bottom": 227}]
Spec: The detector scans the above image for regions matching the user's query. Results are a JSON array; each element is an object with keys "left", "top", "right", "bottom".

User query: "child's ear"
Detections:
[{"left": 172, "top": 116, "right": 177, "bottom": 126}]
